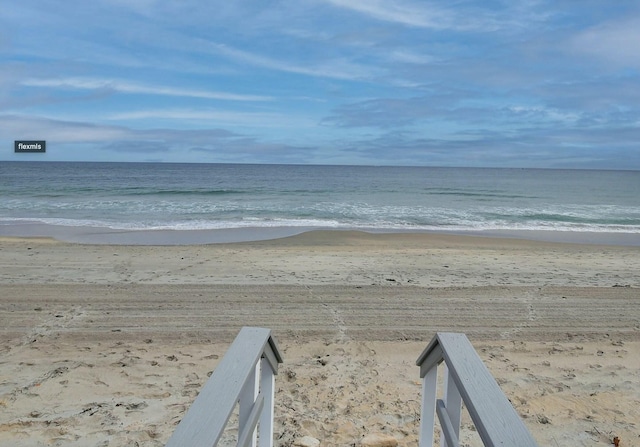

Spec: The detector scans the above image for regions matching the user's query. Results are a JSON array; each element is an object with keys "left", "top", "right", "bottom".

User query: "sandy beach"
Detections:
[{"left": 0, "top": 231, "right": 638, "bottom": 446}]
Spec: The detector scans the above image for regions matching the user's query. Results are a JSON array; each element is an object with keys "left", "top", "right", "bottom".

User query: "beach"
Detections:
[{"left": 0, "top": 231, "right": 638, "bottom": 446}]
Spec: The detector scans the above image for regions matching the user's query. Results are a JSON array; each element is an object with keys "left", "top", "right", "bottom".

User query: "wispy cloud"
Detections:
[
  {"left": 208, "top": 42, "right": 377, "bottom": 81},
  {"left": 387, "top": 50, "right": 437, "bottom": 65},
  {"left": 21, "top": 78, "right": 272, "bottom": 102},
  {"left": 338, "top": 123, "right": 640, "bottom": 168},
  {"left": 321, "top": 0, "right": 534, "bottom": 32},
  {"left": 108, "top": 108, "right": 318, "bottom": 129},
  {"left": 1, "top": 114, "right": 132, "bottom": 142},
  {"left": 323, "top": 0, "right": 454, "bottom": 29},
  {"left": 2, "top": 1, "right": 640, "bottom": 168},
  {"left": 0, "top": 114, "right": 315, "bottom": 162},
  {"left": 568, "top": 17, "right": 640, "bottom": 68}
]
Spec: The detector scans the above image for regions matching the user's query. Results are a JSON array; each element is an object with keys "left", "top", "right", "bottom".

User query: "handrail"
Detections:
[
  {"left": 165, "top": 327, "right": 283, "bottom": 447},
  {"left": 416, "top": 333, "right": 538, "bottom": 447}
]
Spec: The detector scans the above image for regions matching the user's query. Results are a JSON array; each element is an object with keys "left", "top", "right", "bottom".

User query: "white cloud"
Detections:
[
  {"left": 3, "top": 1, "right": 640, "bottom": 168},
  {"left": 21, "top": 78, "right": 272, "bottom": 102},
  {"left": 320, "top": 0, "right": 529, "bottom": 32},
  {"left": 1, "top": 115, "right": 130, "bottom": 142},
  {"left": 506, "top": 106, "right": 580, "bottom": 124},
  {"left": 109, "top": 108, "right": 317, "bottom": 128},
  {"left": 322, "top": 0, "right": 453, "bottom": 29},
  {"left": 209, "top": 43, "right": 376, "bottom": 81},
  {"left": 388, "top": 50, "right": 437, "bottom": 65},
  {"left": 569, "top": 17, "right": 640, "bottom": 68}
]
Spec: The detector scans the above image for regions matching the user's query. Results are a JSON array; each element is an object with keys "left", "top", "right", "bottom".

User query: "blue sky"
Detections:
[{"left": 2, "top": 1, "right": 640, "bottom": 168}]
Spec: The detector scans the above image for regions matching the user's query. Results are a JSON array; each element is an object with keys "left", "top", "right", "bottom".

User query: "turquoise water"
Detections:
[{"left": 1, "top": 162, "right": 639, "bottom": 237}]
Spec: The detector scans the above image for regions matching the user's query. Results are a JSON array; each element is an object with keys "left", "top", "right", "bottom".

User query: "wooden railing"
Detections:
[
  {"left": 165, "top": 327, "right": 283, "bottom": 447},
  {"left": 416, "top": 332, "right": 538, "bottom": 447},
  {"left": 165, "top": 329, "right": 536, "bottom": 447}
]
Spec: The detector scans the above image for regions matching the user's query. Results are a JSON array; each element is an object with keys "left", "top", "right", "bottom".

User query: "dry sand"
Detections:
[{"left": 0, "top": 231, "right": 638, "bottom": 446}]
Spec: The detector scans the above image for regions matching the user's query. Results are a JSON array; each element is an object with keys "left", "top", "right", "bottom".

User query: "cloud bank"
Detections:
[{"left": 2, "top": 0, "right": 640, "bottom": 168}]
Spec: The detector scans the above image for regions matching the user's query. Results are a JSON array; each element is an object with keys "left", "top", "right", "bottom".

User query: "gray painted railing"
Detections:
[
  {"left": 416, "top": 332, "right": 538, "bottom": 447},
  {"left": 165, "top": 327, "right": 283, "bottom": 447}
]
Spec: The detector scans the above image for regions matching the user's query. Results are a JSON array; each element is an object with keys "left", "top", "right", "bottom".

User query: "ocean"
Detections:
[{"left": 1, "top": 161, "right": 639, "bottom": 245}]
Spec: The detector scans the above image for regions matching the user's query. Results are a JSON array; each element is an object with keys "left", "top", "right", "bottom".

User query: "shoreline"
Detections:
[
  {"left": 2, "top": 229, "right": 639, "bottom": 289},
  {"left": 1, "top": 221, "right": 640, "bottom": 246}
]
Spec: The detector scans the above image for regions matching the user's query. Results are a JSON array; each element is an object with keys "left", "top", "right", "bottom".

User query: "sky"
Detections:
[{"left": 2, "top": 1, "right": 640, "bottom": 169}]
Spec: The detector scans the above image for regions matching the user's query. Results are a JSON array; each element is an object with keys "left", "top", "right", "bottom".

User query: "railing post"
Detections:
[
  {"left": 258, "top": 357, "right": 276, "bottom": 447},
  {"left": 165, "top": 327, "right": 282, "bottom": 447},
  {"left": 419, "top": 364, "right": 438, "bottom": 447},
  {"left": 416, "top": 333, "right": 538, "bottom": 447},
  {"left": 440, "top": 364, "right": 462, "bottom": 447},
  {"left": 238, "top": 356, "right": 260, "bottom": 447}
]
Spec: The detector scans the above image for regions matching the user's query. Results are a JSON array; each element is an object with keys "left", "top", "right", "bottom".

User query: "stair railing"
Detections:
[
  {"left": 416, "top": 332, "right": 538, "bottom": 447},
  {"left": 165, "top": 327, "right": 283, "bottom": 447}
]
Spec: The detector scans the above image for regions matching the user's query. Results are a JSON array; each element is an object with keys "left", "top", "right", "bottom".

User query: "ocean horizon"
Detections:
[{"left": 1, "top": 161, "right": 639, "bottom": 245}]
